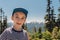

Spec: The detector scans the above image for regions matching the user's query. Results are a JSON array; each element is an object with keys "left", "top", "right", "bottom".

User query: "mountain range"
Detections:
[{"left": 7, "top": 22, "right": 45, "bottom": 32}]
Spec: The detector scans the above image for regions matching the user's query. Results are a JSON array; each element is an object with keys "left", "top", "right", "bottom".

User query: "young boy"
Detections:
[{"left": 0, "top": 8, "right": 29, "bottom": 40}]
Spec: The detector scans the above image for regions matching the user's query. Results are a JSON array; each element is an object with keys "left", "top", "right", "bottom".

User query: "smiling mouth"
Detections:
[{"left": 17, "top": 23, "right": 21, "bottom": 25}]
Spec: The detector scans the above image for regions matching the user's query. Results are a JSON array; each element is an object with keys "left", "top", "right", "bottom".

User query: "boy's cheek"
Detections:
[{"left": 13, "top": 19, "right": 25, "bottom": 24}]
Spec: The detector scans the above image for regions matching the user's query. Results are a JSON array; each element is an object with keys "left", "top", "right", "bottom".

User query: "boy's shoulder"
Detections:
[
  {"left": 5, "top": 27, "right": 12, "bottom": 31},
  {"left": 23, "top": 29, "right": 28, "bottom": 35},
  {"left": 0, "top": 27, "right": 12, "bottom": 36},
  {"left": 3, "top": 27, "right": 12, "bottom": 33},
  {"left": 23, "top": 29, "right": 27, "bottom": 33}
]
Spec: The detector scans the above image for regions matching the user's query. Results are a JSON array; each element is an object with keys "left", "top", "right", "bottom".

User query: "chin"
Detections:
[{"left": 18, "top": 25, "right": 22, "bottom": 27}]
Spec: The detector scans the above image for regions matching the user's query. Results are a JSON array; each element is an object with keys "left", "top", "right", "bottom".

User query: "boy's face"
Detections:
[{"left": 11, "top": 12, "right": 26, "bottom": 27}]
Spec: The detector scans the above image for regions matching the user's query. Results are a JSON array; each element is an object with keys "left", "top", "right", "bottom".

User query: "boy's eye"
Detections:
[
  {"left": 15, "top": 16, "right": 25, "bottom": 20},
  {"left": 21, "top": 18, "right": 24, "bottom": 19},
  {"left": 16, "top": 16, "right": 19, "bottom": 18}
]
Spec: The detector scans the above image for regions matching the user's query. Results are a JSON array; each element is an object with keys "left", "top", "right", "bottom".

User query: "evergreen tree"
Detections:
[{"left": 38, "top": 27, "right": 42, "bottom": 39}]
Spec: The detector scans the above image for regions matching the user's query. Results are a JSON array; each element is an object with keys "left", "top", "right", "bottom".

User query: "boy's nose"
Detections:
[
  {"left": 18, "top": 18, "right": 24, "bottom": 21},
  {"left": 17, "top": 18, "right": 22, "bottom": 21}
]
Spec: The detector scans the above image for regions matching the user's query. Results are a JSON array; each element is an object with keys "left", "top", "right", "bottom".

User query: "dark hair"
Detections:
[{"left": 12, "top": 8, "right": 28, "bottom": 17}]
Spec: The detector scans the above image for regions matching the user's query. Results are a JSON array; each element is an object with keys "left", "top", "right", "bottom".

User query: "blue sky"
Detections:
[{"left": 0, "top": 0, "right": 60, "bottom": 23}]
